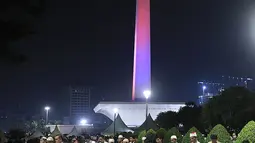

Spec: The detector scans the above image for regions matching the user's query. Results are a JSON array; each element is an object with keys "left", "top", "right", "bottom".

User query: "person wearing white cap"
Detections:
[
  {"left": 46, "top": 137, "right": 54, "bottom": 143},
  {"left": 108, "top": 138, "right": 115, "bottom": 143},
  {"left": 40, "top": 137, "right": 47, "bottom": 143},
  {"left": 170, "top": 135, "right": 177, "bottom": 143},
  {"left": 117, "top": 135, "right": 124, "bottom": 143},
  {"left": 190, "top": 132, "right": 200, "bottom": 143},
  {"left": 122, "top": 138, "right": 129, "bottom": 143}
]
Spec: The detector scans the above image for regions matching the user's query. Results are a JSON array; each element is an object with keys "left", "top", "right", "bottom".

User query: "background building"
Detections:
[
  {"left": 69, "top": 86, "right": 91, "bottom": 124},
  {"left": 197, "top": 75, "right": 253, "bottom": 105}
]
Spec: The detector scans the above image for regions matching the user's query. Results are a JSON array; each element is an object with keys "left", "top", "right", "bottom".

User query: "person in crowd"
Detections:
[
  {"left": 170, "top": 135, "right": 177, "bottom": 143},
  {"left": 129, "top": 136, "right": 135, "bottom": 143},
  {"left": 98, "top": 136, "right": 105, "bottom": 143},
  {"left": 122, "top": 138, "right": 129, "bottom": 143},
  {"left": 190, "top": 132, "right": 200, "bottom": 143},
  {"left": 208, "top": 134, "right": 219, "bottom": 143},
  {"left": 46, "top": 137, "right": 54, "bottom": 143},
  {"left": 108, "top": 138, "right": 115, "bottom": 143},
  {"left": 40, "top": 137, "right": 47, "bottom": 143},
  {"left": 155, "top": 137, "right": 162, "bottom": 143},
  {"left": 142, "top": 137, "right": 146, "bottom": 143},
  {"left": 72, "top": 137, "right": 79, "bottom": 143},
  {"left": 117, "top": 135, "right": 124, "bottom": 143},
  {"left": 55, "top": 135, "right": 64, "bottom": 143}
]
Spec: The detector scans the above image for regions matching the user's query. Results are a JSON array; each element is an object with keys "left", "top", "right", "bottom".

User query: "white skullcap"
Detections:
[
  {"left": 142, "top": 137, "right": 146, "bottom": 141},
  {"left": 118, "top": 135, "right": 123, "bottom": 139},
  {"left": 47, "top": 137, "right": 54, "bottom": 141},
  {"left": 91, "top": 141, "right": 96, "bottom": 143},
  {"left": 170, "top": 135, "right": 177, "bottom": 139},
  {"left": 123, "top": 139, "right": 129, "bottom": 142},
  {"left": 190, "top": 132, "right": 197, "bottom": 137},
  {"left": 109, "top": 139, "right": 114, "bottom": 143}
]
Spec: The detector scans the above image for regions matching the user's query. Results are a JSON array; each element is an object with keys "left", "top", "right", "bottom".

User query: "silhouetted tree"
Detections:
[
  {"left": 177, "top": 102, "right": 203, "bottom": 133},
  {"left": 202, "top": 87, "right": 255, "bottom": 132},
  {"left": 0, "top": 0, "right": 45, "bottom": 64},
  {"left": 155, "top": 111, "right": 178, "bottom": 129}
]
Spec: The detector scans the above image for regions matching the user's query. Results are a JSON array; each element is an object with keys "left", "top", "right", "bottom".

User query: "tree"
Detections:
[
  {"left": 182, "top": 127, "right": 204, "bottom": 143},
  {"left": 202, "top": 87, "right": 255, "bottom": 132},
  {"left": 138, "top": 130, "right": 146, "bottom": 143},
  {"left": 177, "top": 102, "right": 203, "bottom": 133},
  {"left": 155, "top": 111, "right": 178, "bottom": 129},
  {"left": 206, "top": 124, "right": 231, "bottom": 143},
  {"left": 145, "top": 129, "right": 156, "bottom": 143},
  {"left": 0, "top": 0, "right": 45, "bottom": 64},
  {"left": 7, "top": 129, "right": 26, "bottom": 140},
  {"left": 164, "top": 127, "right": 182, "bottom": 143},
  {"left": 156, "top": 128, "right": 166, "bottom": 139},
  {"left": 236, "top": 121, "right": 255, "bottom": 143},
  {"left": 24, "top": 119, "right": 48, "bottom": 134}
]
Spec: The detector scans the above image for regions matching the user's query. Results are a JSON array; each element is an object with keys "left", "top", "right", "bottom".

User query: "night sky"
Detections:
[{"left": 1, "top": 0, "right": 255, "bottom": 119}]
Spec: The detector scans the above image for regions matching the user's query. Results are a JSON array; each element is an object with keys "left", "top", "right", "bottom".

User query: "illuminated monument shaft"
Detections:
[{"left": 132, "top": 0, "right": 151, "bottom": 100}]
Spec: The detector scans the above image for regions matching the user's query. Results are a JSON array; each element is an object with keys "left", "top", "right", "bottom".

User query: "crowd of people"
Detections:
[{"left": 35, "top": 131, "right": 252, "bottom": 143}]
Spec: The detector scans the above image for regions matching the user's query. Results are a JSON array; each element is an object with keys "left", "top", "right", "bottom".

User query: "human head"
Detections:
[
  {"left": 46, "top": 137, "right": 54, "bottom": 143},
  {"left": 55, "top": 135, "right": 63, "bottom": 143},
  {"left": 155, "top": 137, "right": 162, "bottom": 143},
  {"left": 210, "top": 134, "right": 218, "bottom": 143},
  {"left": 40, "top": 137, "right": 47, "bottom": 143},
  {"left": 190, "top": 132, "right": 197, "bottom": 143},
  {"left": 109, "top": 138, "right": 115, "bottom": 143},
  {"left": 170, "top": 135, "right": 177, "bottom": 143},
  {"left": 118, "top": 135, "right": 124, "bottom": 143},
  {"left": 123, "top": 138, "right": 129, "bottom": 143}
]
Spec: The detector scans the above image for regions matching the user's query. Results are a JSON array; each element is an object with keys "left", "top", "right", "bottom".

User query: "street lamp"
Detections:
[
  {"left": 44, "top": 106, "right": 50, "bottom": 125},
  {"left": 143, "top": 90, "right": 151, "bottom": 132},
  {"left": 80, "top": 119, "right": 87, "bottom": 125},
  {"left": 113, "top": 108, "right": 118, "bottom": 136}
]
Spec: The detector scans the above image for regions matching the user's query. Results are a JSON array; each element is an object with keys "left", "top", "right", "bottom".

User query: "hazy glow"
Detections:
[
  {"left": 202, "top": 86, "right": 206, "bottom": 90},
  {"left": 143, "top": 90, "right": 151, "bottom": 99},
  {"left": 80, "top": 119, "right": 87, "bottom": 125},
  {"left": 132, "top": 0, "right": 151, "bottom": 100},
  {"left": 113, "top": 108, "right": 118, "bottom": 113},
  {"left": 44, "top": 106, "right": 50, "bottom": 111}
]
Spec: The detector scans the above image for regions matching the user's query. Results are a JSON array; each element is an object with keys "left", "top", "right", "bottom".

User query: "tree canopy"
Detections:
[
  {"left": 236, "top": 121, "right": 255, "bottom": 143},
  {"left": 202, "top": 87, "right": 255, "bottom": 132},
  {"left": 206, "top": 124, "right": 231, "bottom": 143}
]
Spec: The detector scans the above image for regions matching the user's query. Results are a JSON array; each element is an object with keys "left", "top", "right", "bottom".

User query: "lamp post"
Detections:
[
  {"left": 202, "top": 86, "right": 206, "bottom": 104},
  {"left": 113, "top": 108, "right": 118, "bottom": 137},
  {"left": 44, "top": 106, "right": 50, "bottom": 125},
  {"left": 143, "top": 90, "right": 151, "bottom": 132}
]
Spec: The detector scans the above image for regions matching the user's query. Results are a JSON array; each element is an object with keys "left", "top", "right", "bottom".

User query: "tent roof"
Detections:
[
  {"left": 102, "top": 114, "right": 133, "bottom": 135},
  {"left": 29, "top": 130, "right": 44, "bottom": 139},
  {"left": 67, "top": 126, "right": 80, "bottom": 137},
  {"left": 136, "top": 114, "right": 159, "bottom": 131},
  {"left": 50, "top": 125, "right": 62, "bottom": 137}
]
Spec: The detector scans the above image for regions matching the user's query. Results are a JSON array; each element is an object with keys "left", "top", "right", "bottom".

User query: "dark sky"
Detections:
[{"left": 1, "top": 0, "right": 255, "bottom": 119}]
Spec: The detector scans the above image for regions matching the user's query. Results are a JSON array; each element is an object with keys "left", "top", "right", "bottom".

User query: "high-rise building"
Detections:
[
  {"left": 69, "top": 86, "right": 91, "bottom": 123},
  {"left": 132, "top": 0, "right": 151, "bottom": 101},
  {"left": 197, "top": 75, "right": 254, "bottom": 105}
]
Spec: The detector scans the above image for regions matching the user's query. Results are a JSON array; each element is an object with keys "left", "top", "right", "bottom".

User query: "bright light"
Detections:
[
  {"left": 44, "top": 106, "right": 50, "bottom": 111},
  {"left": 80, "top": 119, "right": 87, "bottom": 125},
  {"left": 143, "top": 90, "right": 151, "bottom": 99},
  {"left": 202, "top": 86, "right": 206, "bottom": 90},
  {"left": 113, "top": 108, "right": 118, "bottom": 113}
]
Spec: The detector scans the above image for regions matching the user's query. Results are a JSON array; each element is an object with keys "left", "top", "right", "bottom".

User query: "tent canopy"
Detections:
[
  {"left": 102, "top": 114, "right": 133, "bottom": 135},
  {"left": 29, "top": 130, "right": 44, "bottom": 139},
  {"left": 136, "top": 114, "right": 159, "bottom": 131},
  {"left": 67, "top": 126, "right": 80, "bottom": 137},
  {"left": 50, "top": 125, "right": 62, "bottom": 137}
]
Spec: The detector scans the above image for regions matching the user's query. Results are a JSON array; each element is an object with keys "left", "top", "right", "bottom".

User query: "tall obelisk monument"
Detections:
[{"left": 132, "top": 0, "right": 151, "bottom": 101}]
